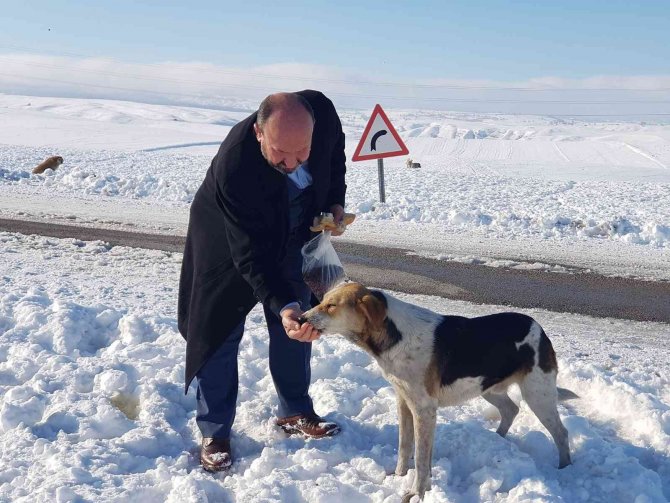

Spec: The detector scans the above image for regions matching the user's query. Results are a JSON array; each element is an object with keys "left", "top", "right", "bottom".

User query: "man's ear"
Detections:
[
  {"left": 253, "top": 123, "right": 262, "bottom": 142},
  {"left": 358, "top": 294, "right": 386, "bottom": 329}
]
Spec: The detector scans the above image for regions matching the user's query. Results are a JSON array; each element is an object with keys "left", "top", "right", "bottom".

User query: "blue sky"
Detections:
[
  {"left": 2, "top": 0, "right": 668, "bottom": 80},
  {"left": 1, "top": 1, "right": 669, "bottom": 115}
]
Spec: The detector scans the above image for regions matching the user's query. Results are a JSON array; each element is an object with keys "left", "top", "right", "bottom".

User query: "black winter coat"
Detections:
[{"left": 178, "top": 90, "right": 347, "bottom": 391}]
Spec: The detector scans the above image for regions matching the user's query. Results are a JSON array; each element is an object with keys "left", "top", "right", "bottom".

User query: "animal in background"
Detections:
[{"left": 32, "top": 156, "right": 63, "bottom": 174}]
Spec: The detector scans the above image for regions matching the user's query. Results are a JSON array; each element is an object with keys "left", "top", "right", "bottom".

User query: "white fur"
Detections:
[{"left": 378, "top": 295, "right": 439, "bottom": 379}]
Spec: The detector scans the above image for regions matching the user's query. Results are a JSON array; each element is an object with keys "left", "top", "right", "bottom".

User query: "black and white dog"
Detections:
[{"left": 302, "top": 282, "right": 575, "bottom": 502}]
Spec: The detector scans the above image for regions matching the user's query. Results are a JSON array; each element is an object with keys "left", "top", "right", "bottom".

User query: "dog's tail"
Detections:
[{"left": 557, "top": 387, "right": 579, "bottom": 401}]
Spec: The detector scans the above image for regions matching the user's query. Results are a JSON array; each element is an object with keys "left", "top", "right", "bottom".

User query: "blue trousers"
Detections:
[{"left": 195, "top": 236, "right": 314, "bottom": 439}]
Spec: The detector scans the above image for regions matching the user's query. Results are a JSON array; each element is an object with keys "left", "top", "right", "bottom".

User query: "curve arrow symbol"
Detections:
[{"left": 370, "top": 130, "right": 387, "bottom": 151}]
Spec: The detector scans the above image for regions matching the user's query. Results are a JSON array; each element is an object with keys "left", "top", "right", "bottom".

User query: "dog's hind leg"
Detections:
[
  {"left": 519, "top": 369, "right": 571, "bottom": 468},
  {"left": 395, "top": 393, "right": 414, "bottom": 476},
  {"left": 483, "top": 392, "right": 519, "bottom": 437}
]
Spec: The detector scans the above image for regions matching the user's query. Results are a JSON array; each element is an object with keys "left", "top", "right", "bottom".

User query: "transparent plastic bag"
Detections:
[{"left": 301, "top": 231, "right": 347, "bottom": 301}]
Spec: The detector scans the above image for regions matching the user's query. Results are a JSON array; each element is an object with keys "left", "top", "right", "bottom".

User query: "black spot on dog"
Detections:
[
  {"left": 369, "top": 289, "right": 387, "bottom": 307},
  {"left": 367, "top": 318, "right": 404, "bottom": 356},
  {"left": 385, "top": 317, "right": 403, "bottom": 347},
  {"left": 433, "top": 313, "right": 536, "bottom": 391},
  {"left": 365, "top": 290, "right": 402, "bottom": 356}
]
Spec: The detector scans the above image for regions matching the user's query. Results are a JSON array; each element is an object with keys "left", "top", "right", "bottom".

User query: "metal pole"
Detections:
[{"left": 377, "top": 158, "right": 386, "bottom": 203}]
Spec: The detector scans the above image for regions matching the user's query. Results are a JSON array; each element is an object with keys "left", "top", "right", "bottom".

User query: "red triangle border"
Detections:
[{"left": 352, "top": 104, "right": 409, "bottom": 162}]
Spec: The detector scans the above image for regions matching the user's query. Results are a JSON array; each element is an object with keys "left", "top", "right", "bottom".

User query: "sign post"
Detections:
[
  {"left": 352, "top": 104, "right": 409, "bottom": 203},
  {"left": 377, "top": 158, "right": 386, "bottom": 203}
]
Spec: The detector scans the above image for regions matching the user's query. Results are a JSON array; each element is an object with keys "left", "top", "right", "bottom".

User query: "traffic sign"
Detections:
[{"left": 352, "top": 104, "right": 409, "bottom": 162}]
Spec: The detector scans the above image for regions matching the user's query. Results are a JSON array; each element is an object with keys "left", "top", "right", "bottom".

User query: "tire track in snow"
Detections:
[
  {"left": 142, "top": 141, "right": 221, "bottom": 152},
  {"left": 552, "top": 141, "right": 571, "bottom": 162},
  {"left": 623, "top": 142, "right": 668, "bottom": 169}
]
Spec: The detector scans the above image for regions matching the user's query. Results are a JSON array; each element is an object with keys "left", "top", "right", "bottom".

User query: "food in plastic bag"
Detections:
[{"left": 301, "top": 231, "right": 347, "bottom": 301}]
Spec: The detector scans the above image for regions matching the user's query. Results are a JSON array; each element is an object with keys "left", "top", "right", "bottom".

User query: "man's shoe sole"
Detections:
[
  {"left": 201, "top": 459, "right": 232, "bottom": 473},
  {"left": 279, "top": 424, "right": 341, "bottom": 438}
]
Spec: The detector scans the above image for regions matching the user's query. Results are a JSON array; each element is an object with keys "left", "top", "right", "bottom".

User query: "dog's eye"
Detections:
[{"left": 326, "top": 303, "right": 336, "bottom": 310}]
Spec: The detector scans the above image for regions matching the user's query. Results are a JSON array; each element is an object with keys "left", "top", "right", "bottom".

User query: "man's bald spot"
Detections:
[
  {"left": 254, "top": 93, "right": 315, "bottom": 173},
  {"left": 256, "top": 93, "right": 315, "bottom": 131}
]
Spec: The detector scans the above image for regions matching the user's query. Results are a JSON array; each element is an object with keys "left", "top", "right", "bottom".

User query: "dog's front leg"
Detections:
[
  {"left": 395, "top": 395, "right": 414, "bottom": 476},
  {"left": 403, "top": 405, "right": 437, "bottom": 502}
]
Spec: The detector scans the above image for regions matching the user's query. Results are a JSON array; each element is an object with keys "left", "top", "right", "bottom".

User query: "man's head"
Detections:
[{"left": 253, "top": 93, "right": 315, "bottom": 174}]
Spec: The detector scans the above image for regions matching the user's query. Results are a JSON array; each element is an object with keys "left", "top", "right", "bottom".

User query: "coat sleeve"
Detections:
[
  {"left": 325, "top": 111, "right": 347, "bottom": 208},
  {"left": 215, "top": 164, "right": 297, "bottom": 317}
]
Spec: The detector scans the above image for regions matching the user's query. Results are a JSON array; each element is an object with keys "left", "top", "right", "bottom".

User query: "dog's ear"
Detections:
[{"left": 358, "top": 293, "right": 386, "bottom": 329}]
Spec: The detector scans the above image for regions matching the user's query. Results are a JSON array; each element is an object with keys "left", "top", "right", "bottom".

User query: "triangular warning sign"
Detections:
[{"left": 352, "top": 104, "right": 409, "bottom": 162}]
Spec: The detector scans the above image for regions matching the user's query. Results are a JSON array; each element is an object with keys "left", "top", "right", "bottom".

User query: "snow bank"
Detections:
[
  {"left": 1, "top": 144, "right": 669, "bottom": 248},
  {"left": 0, "top": 145, "right": 207, "bottom": 202}
]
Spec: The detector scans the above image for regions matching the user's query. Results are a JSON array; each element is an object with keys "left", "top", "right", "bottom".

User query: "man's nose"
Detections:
[{"left": 284, "top": 158, "right": 300, "bottom": 171}]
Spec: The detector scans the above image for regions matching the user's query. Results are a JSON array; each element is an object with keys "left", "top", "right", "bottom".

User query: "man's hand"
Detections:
[
  {"left": 329, "top": 204, "right": 345, "bottom": 236},
  {"left": 281, "top": 306, "right": 321, "bottom": 342}
]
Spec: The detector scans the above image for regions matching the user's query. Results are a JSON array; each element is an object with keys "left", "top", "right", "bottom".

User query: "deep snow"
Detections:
[{"left": 0, "top": 233, "right": 667, "bottom": 502}]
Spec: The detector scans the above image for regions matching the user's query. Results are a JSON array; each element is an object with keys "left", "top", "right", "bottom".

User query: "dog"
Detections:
[
  {"left": 32, "top": 155, "right": 63, "bottom": 174},
  {"left": 301, "top": 282, "right": 575, "bottom": 502},
  {"left": 405, "top": 158, "right": 421, "bottom": 169}
]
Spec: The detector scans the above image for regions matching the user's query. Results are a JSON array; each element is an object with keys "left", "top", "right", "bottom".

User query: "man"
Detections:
[{"left": 178, "top": 90, "right": 347, "bottom": 472}]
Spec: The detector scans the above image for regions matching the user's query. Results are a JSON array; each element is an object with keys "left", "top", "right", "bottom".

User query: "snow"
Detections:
[
  {"left": 1, "top": 93, "right": 669, "bottom": 280},
  {"left": 0, "top": 93, "right": 668, "bottom": 502},
  {"left": 0, "top": 233, "right": 668, "bottom": 502}
]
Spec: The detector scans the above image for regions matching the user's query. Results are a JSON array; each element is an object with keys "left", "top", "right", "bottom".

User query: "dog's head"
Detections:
[
  {"left": 301, "top": 282, "right": 387, "bottom": 345},
  {"left": 54, "top": 156, "right": 64, "bottom": 165}
]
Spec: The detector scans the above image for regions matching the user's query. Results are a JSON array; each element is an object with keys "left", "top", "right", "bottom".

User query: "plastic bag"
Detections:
[{"left": 301, "top": 231, "right": 347, "bottom": 301}]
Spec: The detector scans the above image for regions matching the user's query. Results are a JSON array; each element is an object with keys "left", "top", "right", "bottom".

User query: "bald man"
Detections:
[{"left": 178, "top": 91, "right": 347, "bottom": 472}]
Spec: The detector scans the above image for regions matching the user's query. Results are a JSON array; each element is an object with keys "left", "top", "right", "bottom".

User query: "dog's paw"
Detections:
[
  {"left": 394, "top": 467, "right": 409, "bottom": 476},
  {"left": 401, "top": 492, "right": 419, "bottom": 503},
  {"left": 385, "top": 467, "right": 407, "bottom": 477}
]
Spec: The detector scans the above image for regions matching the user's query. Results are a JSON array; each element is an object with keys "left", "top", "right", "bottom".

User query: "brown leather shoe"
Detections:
[
  {"left": 276, "top": 413, "right": 341, "bottom": 438},
  {"left": 200, "top": 437, "right": 232, "bottom": 472}
]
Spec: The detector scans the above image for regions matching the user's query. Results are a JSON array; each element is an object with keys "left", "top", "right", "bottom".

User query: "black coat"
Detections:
[{"left": 178, "top": 90, "right": 347, "bottom": 391}]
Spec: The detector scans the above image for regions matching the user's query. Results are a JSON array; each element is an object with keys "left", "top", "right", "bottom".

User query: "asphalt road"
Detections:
[{"left": 1, "top": 217, "right": 668, "bottom": 323}]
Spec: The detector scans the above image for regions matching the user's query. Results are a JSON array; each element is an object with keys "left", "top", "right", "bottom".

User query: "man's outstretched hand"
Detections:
[{"left": 281, "top": 306, "right": 321, "bottom": 342}]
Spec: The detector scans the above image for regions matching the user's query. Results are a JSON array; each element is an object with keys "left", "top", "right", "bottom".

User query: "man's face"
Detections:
[{"left": 254, "top": 116, "right": 312, "bottom": 174}]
